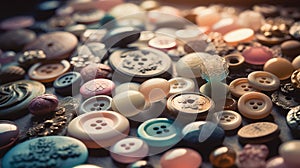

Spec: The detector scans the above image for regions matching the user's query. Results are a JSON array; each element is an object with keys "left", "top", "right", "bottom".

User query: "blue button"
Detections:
[{"left": 53, "top": 71, "right": 82, "bottom": 96}]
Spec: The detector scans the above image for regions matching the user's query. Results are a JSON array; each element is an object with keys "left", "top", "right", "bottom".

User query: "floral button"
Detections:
[
  {"left": 67, "top": 111, "right": 130, "bottom": 148},
  {"left": 53, "top": 71, "right": 83, "bottom": 96},
  {"left": 168, "top": 77, "right": 195, "bottom": 96},
  {"left": 238, "top": 92, "right": 273, "bottom": 119},
  {"left": 213, "top": 110, "right": 242, "bottom": 131},
  {"left": 80, "top": 79, "right": 115, "bottom": 98},
  {"left": 229, "top": 78, "right": 258, "bottom": 98},
  {"left": 80, "top": 95, "right": 112, "bottom": 114},
  {"left": 247, "top": 71, "right": 280, "bottom": 91}
]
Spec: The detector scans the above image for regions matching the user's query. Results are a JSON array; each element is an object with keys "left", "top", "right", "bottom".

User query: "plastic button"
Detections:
[
  {"left": 110, "top": 137, "right": 149, "bottom": 163},
  {"left": 247, "top": 71, "right": 280, "bottom": 91},
  {"left": 238, "top": 92, "right": 273, "bottom": 119},
  {"left": 80, "top": 79, "right": 115, "bottom": 98},
  {"left": 137, "top": 118, "right": 181, "bottom": 147},
  {"left": 139, "top": 78, "right": 170, "bottom": 103},
  {"left": 224, "top": 53, "right": 245, "bottom": 71},
  {"left": 279, "top": 140, "right": 300, "bottom": 168},
  {"left": 53, "top": 71, "right": 82, "bottom": 96},
  {"left": 223, "top": 28, "right": 254, "bottom": 46},
  {"left": 80, "top": 95, "right": 112, "bottom": 114},
  {"left": 263, "top": 57, "right": 294, "bottom": 80},
  {"left": 242, "top": 46, "right": 273, "bottom": 65},
  {"left": 229, "top": 78, "right": 258, "bottom": 98},
  {"left": 0, "top": 120, "right": 19, "bottom": 152},
  {"left": 67, "top": 111, "right": 130, "bottom": 148},
  {"left": 209, "top": 146, "right": 236, "bottom": 168},
  {"left": 213, "top": 110, "right": 242, "bottom": 130},
  {"left": 168, "top": 77, "right": 195, "bottom": 96}
]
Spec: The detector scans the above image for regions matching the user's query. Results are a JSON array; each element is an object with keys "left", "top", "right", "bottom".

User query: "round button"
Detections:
[
  {"left": 242, "top": 46, "right": 273, "bottom": 65},
  {"left": 110, "top": 137, "right": 149, "bottom": 163},
  {"left": 266, "top": 157, "right": 287, "bottom": 168},
  {"left": 160, "top": 148, "right": 202, "bottom": 168},
  {"left": 237, "top": 144, "right": 269, "bottom": 168},
  {"left": 80, "top": 79, "right": 115, "bottom": 98},
  {"left": 281, "top": 40, "right": 300, "bottom": 58},
  {"left": 53, "top": 71, "right": 82, "bottom": 96},
  {"left": 28, "top": 94, "right": 59, "bottom": 116},
  {"left": 286, "top": 106, "right": 300, "bottom": 132},
  {"left": 237, "top": 10, "right": 264, "bottom": 31},
  {"left": 290, "top": 22, "right": 300, "bottom": 40},
  {"left": 0, "top": 29, "right": 36, "bottom": 52},
  {"left": 223, "top": 28, "right": 254, "bottom": 46},
  {"left": 67, "top": 111, "right": 130, "bottom": 148},
  {"left": 148, "top": 36, "right": 177, "bottom": 51},
  {"left": 137, "top": 118, "right": 181, "bottom": 147},
  {"left": 209, "top": 146, "right": 236, "bottom": 168},
  {"left": 229, "top": 78, "right": 258, "bottom": 98},
  {"left": 263, "top": 57, "right": 294, "bottom": 80},
  {"left": 28, "top": 60, "right": 70, "bottom": 83},
  {"left": 168, "top": 77, "right": 195, "bottom": 96},
  {"left": 18, "top": 50, "right": 46, "bottom": 69},
  {"left": 291, "top": 69, "right": 300, "bottom": 89},
  {"left": 292, "top": 55, "right": 300, "bottom": 69},
  {"left": 80, "top": 95, "right": 112, "bottom": 114},
  {"left": 213, "top": 110, "right": 242, "bottom": 130},
  {"left": 248, "top": 71, "right": 280, "bottom": 91},
  {"left": 139, "top": 78, "right": 170, "bottom": 103},
  {"left": 80, "top": 63, "right": 112, "bottom": 82},
  {"left": 223, "top": 53, "right": 245, "bottom": 70},
  {"left": 279, "top": 140, "right": 300, "bottom": 168},
  {"left": 114, "top": 82, "right": 140, "bottom": 95},
  {"left": 238, "top": 92, "right": 273, "bottom": 119},
  {"left": 0, "top": 120, "right": 19, "bottom": 152}
]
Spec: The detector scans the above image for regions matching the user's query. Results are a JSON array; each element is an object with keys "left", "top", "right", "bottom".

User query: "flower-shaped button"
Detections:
[
  {"left": 229, "top": 78, "right": 258, "bottom": 98},
  {"left": 80, "top": 95, "right": 112, "bottom": 114},
  {"left": 213, "top": 110, "right": 242, "bottom": 131},
  {"left": 67, "top": 111, "right": 130, "bottom": 148},
  {"left": 110, "top": 137, "right": 149, "bottom": 163},
  {"left": 53, "top": 71, "right": 83, "bottom": 96},
  {"left": 80, "top": 79, "right": 115, "bottom": 98},
  {"left": 168, "top": 77, "right": 195, "bottom": 96},
  {"left": 137, "top": 118, "right": 181, "bottom": 147},
  {"left": 247, "top": 71, "right": 280, "bottom": 91}
]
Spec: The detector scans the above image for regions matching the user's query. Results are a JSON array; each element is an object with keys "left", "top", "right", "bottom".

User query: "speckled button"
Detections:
[
  {"left": 248, "top": 71, "right": 280, "bottom": 91},
  {"left": 223, "top": 28, "right": 254, "bottom": 46},
  {"left": 168, "top": 77, "right": 195, "bottom": 96},
  {"left": 0, "top": 120, "right": 19, "bottom": 152},
  {"left": 213, "top": 110, "right": 242, "bottom": 130},
  {"left": 80, "top": 95, "right": 112, "bottom": 114},
  {"left": 148, "top": 36, "right": 177, "bottom": 51},
  {"left": 237, "top": 144, "right": 269, "bottom": 168},
  {"left": 224, "top": 53, "right": 245, "bottom": 71},
  {"left": 279, "top": 140, "right": 300, "bottom": 168},
  {"left": 28, "top": 60, "right": 70, "bottom": 83},
  {"left": 80, "top": 79, "right": 115, "bottom": 98},
  {"left": 242, "top": 46, "right": 273, "bottom": 65},
  {"left": 0, "top": 65, "right": 26, "bottom": 84},
  {"left": 282, "top": 40, "right": 300, "bottom": 58},
  {"left": 110, "top": 137, "right": 149, "bottom": 163},
  {"left": 229, "top": 78, "right": 258, "bottom": 98},
  {"left": 53, "top": 72, "right": 82, "bottom": 96},
  {"left": 139, "top": 78, "right": 170, "bottom": 103},
  {"left": 137, "top": 118, "right": 181, "bottom": 147},
  {"left": 2, "top": 136, "right": 88, "bottom": 168},
  {"left": 67, "top": 111, "right": 130, "bottom": 148},
  {"left": 263, "top": 57, "right": 294, "bottom": 80}
]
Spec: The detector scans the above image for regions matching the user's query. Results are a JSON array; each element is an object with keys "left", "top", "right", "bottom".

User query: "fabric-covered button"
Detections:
[
  {"left": 148, "top": 36, "right": 177, "bottom": 51},
  {"left": 160, "top": 148, "right": 202, "bottom": 168},
  {"left": 137, "top": 118, "right": 181, "bottom": 147},
  {"left": 0, "top": 120, "right": 19, "bottom": 152},
  {"left": 168, "top": 77, "right": 195, "bottom": 96},
  {"left": 237, "top": 144, "right": 269, "bottom": 168},
  {"left": 28, "top": 94, "right": 59, "bottom": 116},
  {"left": 224, "top": 53, "right": 245, "bottom": 71},
  {"left": 242, "top": 46, "right": 273, "bottom": 65},
  {"left": 53, "top": 71, "right": 82, "bottom": 96},
  {"left": 291, "top": 69, "right": 300, "bottom": 89},
  {"left": 110, "top": 137, "right": 149, "bottom": 163},
  {"left": 263, "top": 57, "right": 294, "bottom": 80},
  {"left": 139, "top": 78, "right": 170, "bottom": 103},
  {"left": 80, "top": 79, "right": 115, "bottom": 98},
  {"left": 223, "top": 28, "right": 254, "bottom": 46},
  {"left": 248, "top": 71, "right": 280, "bottom": 91},
  {"left": 213, "top": 110, "right": 242, "bottom": 130},
  {"left": 209, "top": 146, "right": 236, "bottom": 168},
  {"left": 67, "top": 111, "right": 130, "bottom": 148},
  {"left": 229, "top": 78, "right": 258, "bottom": 98},
  {"left": 279, "top": 140, "right": 300, "bottom": 168},
  {"left": 266, "top": 157, "right": 287, "bottom": 168},
  {"left": 80, "top": 95, "right": 112, "bottom": 114}
]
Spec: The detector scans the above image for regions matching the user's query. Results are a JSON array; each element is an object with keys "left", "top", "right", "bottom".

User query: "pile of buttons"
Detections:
[{"left": 1, "top": 0, "right": 300, "bottom": 167}]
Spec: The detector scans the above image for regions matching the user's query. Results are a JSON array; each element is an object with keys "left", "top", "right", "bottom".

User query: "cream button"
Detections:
[
  {"left": 67, "top": 111, "right": 130, "bottom": 148},
  {"left": 110, "top": 137, "right": 149, "bottom": 163},
  {"left": 114, "top": 82, "right": 140, "bottom": 95},
  {"left": 223, "top": 28, "right": 254, "bottom": 46},
  {"left": 213, "top": 110, "right": 242, "bottom": 130},
  {"left": 175, "top": 53, "right": 203, "bottom": 78},
  {"left": 263, "top": 57, "right": 294, "bottom": 80},
  {"left": 229, "top": 78, "right": 258, "bottom": 98},
  {"left": 139, "top": 78, "right": 170, "bottom": 103},
  {"left": 80, "top": 95, "right": 112, "bottom": 114},
  {"left": 238, "top": 92, "right": 273, "bottom": 119},
  {"left": 248, "top": 71, "right": 280, "bottom": 91},
  {"left": 168, "top": 77, "right": 195, "bottom": 96},
  {"left": 279, "top": 140, "right": 300, "bottom": 168},
  {"left": 292, "top": 55, "right": 300, "bottom": 69},
  {"left": 224, "top": 53, "right": 245, "bottom": 71}
]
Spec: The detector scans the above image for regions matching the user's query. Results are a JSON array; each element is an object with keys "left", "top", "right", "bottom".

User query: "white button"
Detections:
[
  {"left": 248, "top": 71, "right": 280, "bottom": 91},
  {"left": 213, "top": 110, "right": 242, "bottom": 130},
  {"left": 168, "top": 77, "right": 195, "bottom": 96},
  {"left": 229, "top": 78, "right": 258, "bottom": 98}
]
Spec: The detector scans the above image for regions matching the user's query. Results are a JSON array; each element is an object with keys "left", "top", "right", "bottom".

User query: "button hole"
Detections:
[
  {"left": 100, "top": 103, "right": 105, "bottom": 107},
  {"left": 90, "top": 123, "right": 96, "bottom": 127},
  {"left": 253, "top": 106, "right": 258, "bottom": 109},
  {"left": 156, "top": 131, "right": 162, "bottom": 134},
  {"left": 241, "top": 85, "right": 246, "bottom": 88},
  {"left": 257, "top": 102, "right": 263, "bottom": 106},
  {"left": 226, "top": 119, "right": 231, "bottom": 122},
  {"left": 101, "top": 123, "right": 107, "bottom": 126},
  {"left": 125, "top": 147, "right": 130, "bottom": 150},
  {"left": 262, "top": 77, "right": 266, "bottom": 80},
  {"left": 259, "top": 80, "right": 265, "bottom": 83},
  {"left": 249, "top": 101, "right": 255, "bottom": 105},
  {"left": 95, "top": 127, "right": 102, "bottom": 130},
  {"left": 96, "top": 120, "right": 102, "bottom": 123},
  {"left": 129, "top": 143, "right": 135, "bottom": 146},
  {"left": 121, "top": 144, "right": 126, "bottom": 147},
  {"left": 285, "top": 96, "right": 292, "bottom": 100},
  {"left": 93, "top": 103, "right": 99, "bottom": 107},
  {"left": 244, "top": 88, "right": 249, "bottom": 91},
  {"left": 164, "top": 129, "right": 169, "bottom": 133},
  {"left": 247, "top": 86, "right": 253, "bottom": 88},
  {"left": 153, "top": 127, "right": 159, "bottom": 130},
  {"left": 160, "top": 125, "right": 167, "bottom": 128},
  {"left": 90, "top": 108, "right": 96, "bottom": 111}
]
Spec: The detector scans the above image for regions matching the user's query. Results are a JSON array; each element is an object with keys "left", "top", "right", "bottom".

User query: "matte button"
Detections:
[
  {"left": 148, "top": 36, "right": 177, "bottom": 51},
  {"left": 229, "top": 78, "right": 258, "bottom": 98},
  {"left": 209, "top": 146, "right": 236, "bottom": 168},
  {"left": 237, "top": 144, "right": 269, "bottom": 168},
  {"left": 110, "top": 137, "right": 149, "bottom": 163},
  {"left": 139, "top": 78, "right": 170, "bottom": 103},
  {"left": 67, "top": 111, "right": 130, "bottom": 148},
  {"left": 223, "top": 28, "right": 254, "bottom": 46},
  {"left": 0, "top": 29, "right": 36, "bottom": 51},
  {"left": 263, "top": 57, "right": 294, "bottom": 80},
  {"left": 0, "top": 16, "right": 35, "bottom": 30},
  {"left": 291, "top": 69, "right": 300, "bottom": 89},
  {"left": 28, "top": 94, "right": 59, "bottom": 116},
  {"left": 168, "top": 77, "right": 195, "bottom": 96},
  {"left": 80, "top": 79, "right": 115, "bottom": 98},
  {"left": 292, "top": 55, "right": 300, "bottom": 69},
  {"left": 80, "top": 95, "right": 112, "bottom": 114},
  {"left": 0, "top": 120, "right": 19, "bottom": 152},
  {"left": 242, "top": 46, "right": 273, "bottom": 65},
  {"left": 213, "top": 110, "right": 242, "bottom": 130},
  {"left": 54, "top": 71, "right": 82, "bottom": 96},
  {"left": 224, "top": 53, "right": 245, "bottom": 71},
  {"left": 266, "top": 157, "right": 287, "bottom": 168},
  {"left": 279, "top": 140, "right": 300, "bottom": 168},
  {"left": 281, "top": 40, "right": 300, "bottom": 58},
  {"left": 137, "top": 118, "right": 181, "bottom": 147},
  {"left": 248, "top": 71, "right": 280, "bottom": 91},
  {"left": 114, "top": 82, "right": 140, "bottom": 95}
]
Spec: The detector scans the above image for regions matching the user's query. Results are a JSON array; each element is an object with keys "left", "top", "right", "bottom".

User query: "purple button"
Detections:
[
  {"left": 0, "top": 120, "right": 19, "bottom": 152},
  {"left": 80, "top": 79, "right": 115, "bottom": 98},
  {"left": 242, "top": 46, "right": 273, "bottom": 65}
]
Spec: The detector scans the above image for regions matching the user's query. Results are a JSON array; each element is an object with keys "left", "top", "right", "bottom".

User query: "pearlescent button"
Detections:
[
  {"left": 160, "top": 148, "right": 202, "bottom": 168},
  {"left": 229, "top": 78, "right": 258, "bottom": 98},
  {"left": 242, "top": 46, "right": 273, "bottom": 65},
  {"left": 110, "top": 137, "right": 149, "bottom": 163},
  {"left": 80, "top": 95, "right": 112, "bottom": 114},
  {"left": 0, "top": 120, "right": 19, "bottom": 152},
  {"left": 209, "top": 146, "right": 236, "bottom": 168},
  {"left": 279, "top": 140, "right": 300, "bottom": 168},
  {"left": 223, "top": 28, "right": 254, "bottom": 46},
  {"left": 263, "top": 57, "right": 294, "bottom": 80},
  {"left": 80, "top": 79, "right": 115, "bottom": 98},
  {"left": 114, "top": 82, "right": 140, "bottom": 95},
  {"left": 168, "top": 77, "right": 195, "bottom": 96},
  {"left": 67, "top": 111, "right": 130, "bottom": 148},
  {"left": 213, "top": 110, "right": 242, "bottom": 130},
  {"left": 266, "top": 157, "right": 287, "bottom": 168},
  {"left": 248, "top": 71, "right": 280, "bottom": 91},
  {"left": 139, "top": 78, "right": 170, "bottom": 103},
  {"left": 292, "top": 55, "right": 300, "bottom": 69}
]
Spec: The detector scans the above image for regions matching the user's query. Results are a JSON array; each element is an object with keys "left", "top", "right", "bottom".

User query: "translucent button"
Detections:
[
  {"left": 242, "top": 46, "right": 273, "bottom": 65},
  {"left": 263, "top": 57, "right": 294, "bottom": 80}
]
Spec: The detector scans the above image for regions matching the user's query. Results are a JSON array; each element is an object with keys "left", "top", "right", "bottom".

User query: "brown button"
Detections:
[
  {"left": 223, "top": 98, "right": 237, "bottom": 111},
  {"left": 280, "top": 40, "right": 300, "bottom": 58},
  {"left": 247, "top": 71, "right": 280, "bottom": 91},
  {"left": 0, "top": 65, "right": 25, "bottom": 84},
  {"left": 213, "top": 110, "right": 242, "bottom": 131},
  {"left": 263, "top": 57, "right": 294, "bottom": 80},
  {"left": 0, "top": 29, "right": 36, "bottom": 51},
  {"left": 229, "top": 78, "right": 258, "bottom": 98},
  {"left": 223, "top": 53, "right": 245, "bottom": 71},
  {"left": 18, "top": 50, "right": 47, "bottom": 69},
  {"left": 28, "top": 60, "right": 70, "bottom": 83},
  {"left": 292, "top": 55, "right": 300, "bottom": 69},
  {"left": 24, "top": 31, "right": 78, "bottom": 61},
  {"left": 223, "top": 28, "right": 254, "bottom": 46},
  {"left": 291, "top": 69, "right": 300, "bottom": 89}
]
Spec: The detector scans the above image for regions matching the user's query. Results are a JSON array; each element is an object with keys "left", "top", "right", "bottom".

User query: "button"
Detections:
[
  {"left": 199, "top": 81, "right": 229, "bottom": 98},
  {"left": 80, "top": 79, "right": 115, "bottom": 98},
  {"left": 160, "top": 148, "right": 202, "bottom": 168},
  {"left": 223, "top": 28, "right": 254, "bottom": 46},
  {"left": 292, "top": 55, "right": 300, "bottom": 69},
  {"left": 237, "top": 144, "right": 269, "bottom": 168},
  {"left": 290, "top": 22, "right": 300, "bottom": 40},
  {"left": 168, "top": 77, "right": 195, "bottom": 96},
  {"left": 67, "top": 111, "right": 130, "bottom": 148},
  {"left": 110, "top": 137, "right": 149, "bottom": 163},
  {"left": 28, "top": 60, "right": 71, "bottom": 83},
  {"left": 281, "top": 40, "right": 300, "bottom": 58},
  {"left": 167, "top": 47, "right": 186, "bottom": 61},
  {"left": 2, "top": 136, "right": 88, "bottom": 168},
  {"left": 0, "top": 120, "right": 19, "bottom": 152},
  {"left": 279, "top": 140, "right": 300, "bottom": 168},
  {"left": 137, "top": 118, "right": 181, "bottom": 147},
  {"left": 212, "top": 17, "right": 241, "bottom": 35},
  {"left": 229, "top": 78, "right": 258, "bottom": 98},
  {"left": 80, "top": 95, "right": 112, "bottom": 114},
  {"left": 127, "top": 160, "right": 154, "bottom": 168},
  {"left": 253, "top": 4, "right": 279, "bottom": 17},
  {"left": 224, "top": 53, "right": 245, "bottom": 71},
  {"left": 248, "top": 71, "right": 280, "bottom": 91},
  {"left": 266, "top": 157, "right": 287, "bottom": 168},
  {"left": 271, "top": 90, "right": 300, "bottom": 110},
  {"left": 183, "top": 40, "right": 208, "bottom": 54},
  {"left": 237, "top": 10, "right": 264, "bottom": 31},
  {"left": 175, "top": 29, "right": 201, "bottom": 42},
  {"left": 109, "top": 3, "right": 143, "bottom": 19},
  {"left": 0, "top": 50, "right": 16, "bottom": 64},
  {"left": 140, "top": 0, "right": 160, "bottom": 11},
  {"left": 291, "top": 69, "right": 300, "bottom": 89},
  {"left": 114, "top": 82, "right": 140, "bottom": 95},
  {"left": 237, "top": 122, "right": 280, "bottom": 144},
  {"left": 24, "top": 31, "right": 78, "bottom": 61},
  {"left": 139, "top": 78, "right": 170, "bottom": 103},
  {"left": 112, "top": 91, "right": 146, "bottom": 117},
  {"left": 263, "top": 57, "right": 294, "bottom": 80},
  {"left": 18, "top": 50, "right": 46, "bottom": 69},
  {"left": 53, "top": 71, "right": 83, "bottom": 96},
  {"left": 0, "top": 16, "right": 35, "bottom": 30},
  {"left": 0, "top": 65, "right": 25, "bottom": 84},
  {"left": 209, "top": 146, "right": 236, "bottom": 168},
  {"left": 148, "top": 36, "right": 177, "bottom": 51},
  {"left": 223, "top": 98, "right": 237, "bottom": 111},
  {"left": 28, "top": 94, "right": 59, "bottom": 116},
  {"left": 65, "top": 24, "right": 87, "bottom": 37},
  {"left": 47, "top": 16, "right": 75, "bottom": 31},
  {"left": 73, "top": 9, "right": 105, "bottom": 24},
  {"left": 138, "top": 31, "right": 155, "bottom": 43},
  {"left": 242, "top": 46, "right": 273, "bottom": 65},
  {"left": 175, "top": 53, "right": 203, "bottom": 78},
  {"left": 0, "top": 29, "right": 36, "bottom": 51},
  {"left": 196, "top": 8, "right": 221, "bottom": 28},
  {"left": 286, "top": 106, "right": 300, "bottom": 132},
  {"left": 213, "top": 110, "right": 242, "bottom": 130}
]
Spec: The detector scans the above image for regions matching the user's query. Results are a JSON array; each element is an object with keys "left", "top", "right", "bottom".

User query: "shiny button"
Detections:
[
  {"left": 209, "top": 146, "right": 236, "bottom": 168},
  {"left": 168, "top": 77, "right": 195, "bottom": 96},
  {"left": 223, "top": 28, "right": 254, "bottom": 46},
  {"left": 266, "top": 157, "right": 287, "bottom": 168},
  {"left": 242, "top": 46, "right": 273, "bottom": 65},
  {"left": 110, "top": 137, "right": 149, "bottom": 163},
  {"left": 279, "top": 140, "right": 300, "bottom": 168},
  {"left": 80, "top": 79, "right": 115, "bottom": 98},
  {"left": 248, "top": 71, "right": 280, "bottom": 91},
  {"left": 67, "top": 111, "right": 130, "bottom": 148},
  {"left": 137, "top": 118, "right": 181, "bottom": 147},
  {"left": 229, "top": 78, "right": 258, "bottom": 98},
  {"left": 224, "top": 53, "right": 245, "bottom": 71},
  {"left": 292, "top": 55, "right": 300, "bottom": 69},
  {"left": 0, "top": 120, "right": 19, "bottom": 152},
  {"left": 80, "top": 95, "right": 112, "bottom": 114},
  {"left": 53, "top": 71, "right": 82, "bottom": 96},
  {"left": 291, "top": 69, "right": 300, "bottom": 89},
  {"left": 139, "top": 78, "right": 170, "bottom": 103},
  {"left": 213, "top": 110, "right": 242, "bottom": 130},
  {"left": 263, "top": 57, "right": 294, "bottom": 80}
]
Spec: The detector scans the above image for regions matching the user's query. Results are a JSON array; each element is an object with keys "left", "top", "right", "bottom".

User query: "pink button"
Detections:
[
  {"left": 242, "top": 46, "right": 273, "bottom": 65},
  {"left": 80, "top": 79, "right": 115, "bottom": 98}
]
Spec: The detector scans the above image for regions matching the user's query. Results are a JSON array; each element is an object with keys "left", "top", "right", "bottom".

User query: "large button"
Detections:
[
  {"left": 242, "top": 46, "right": 273, "bottom": 65},
  {"left": 139, "top": 78, "right": 170, "bottom": 103},
  {"left": 291, "top": 69, "right": 300, "bottom": 89},
  {"left": 54, "top": 72, "right": 83, "bottom": 96},
  {"left": 238, "top": 92, "right": 273, "bottom": 119},
  {"left": 137, "top": 118, "right": 181, "bottom": 147},
  {"left": 28, "top": 60, "right": 70, "bottom": 83},
  {"left": 263, "top": 57, "right": 294, "bottom": 80},
  {"left": 80, "top": 79, "right": 115, "bottom": 98},
  {"left": 247, "top": 71, "right": 280, "bottom": 91},
  {"left": 0, "top": 29, "right": 36, "bottom": 51},
  {"left": 80, "top": 95, "right": 112, "bottom": 114},
  {"left": 286, "top": 106, "right": 300, "bottom": 132},
  {"left": 168, "top": 77, "right": 195, "bottom": 96},
  {"left": 213, "top": 110, "right": 242, "bottom": 130},
  {"left": 0, "top": 120, "right": 19, "bottom": 152},
  {"left": 237, "top": 144, "right": 269, "bottom": 168},
  {"left": 223, "top": 28, "right": 254, "bottom": 46},
  {"left": 229, "top": 78, "right": 258, "bottom": 98},
  {"left": 2, "top": 136, "right": 88, "bottom": 168},
  {"left": 279, "top": 140, "right": 300, "bottom": 168},
  {"left": 67, "top": 111, "right": 130, "bottom": 148},
  {"left": 110, "top": 137, "right": 149, "bottom": 163}
]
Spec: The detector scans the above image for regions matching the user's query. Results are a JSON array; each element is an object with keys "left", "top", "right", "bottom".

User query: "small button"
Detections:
[
  {"left": 160, "top": 148, "right": 202, "bottom": 168},
  {"left": 54, "top": 71, "right": 82, "bottom": 96},
  {"left": 292, "top": 55, "right": 300, "bottom": 69},
  {"left": 238, "top": 92, "right": 273, "bottom": 119},
  {"left": 148, "top": 36, "right": 177, "bottom": 51},
  {"left": 213, "top": 110, "right": 242, "bottom": 131},
  {"left": 263, "top": 57, "right": 294, "bottom": 80},
  {"left": 229, "top": 78, "right": 258, "bottom": 98},
  {"left": 28, "top": 94, "right": 59, "bottom": 116},
  {"left": 242, "top": 46, "right": 273, "bottom": 65},
  {"left": 110, "top": 137, "right": 149, "bottom": 163},
  {"left": 224, "top": 53, "right": 245, "bottom": 71},
  {"left": 266, "top": 157, "right": 287, "bottom": 168},
  {"left": 80, "top": 95, "right": 112, "bottom": 114},
  {"left": 286, "top": 106, "right": 300, "bottom": 132},
  {"left": 127, "top": 160, "right": 154, "bottom": 168},
  {"left": 114, "top": 82, "right": 140, "bottom": 95},
  {"left": 0, "top": 120, "right": 19, "bottom": 152},
  {"left": 237, "top": 144, "right": 269, "bottom": 168},
  {"left": 290, "top": 22, "right": 300, "bottom": 40},
  {"left": 279, "top": 140, "right": 300, "bottom": 168},
  {"left": 80, "top": 78, "right": 115, "bottom": 98},
  {"left": 209, "top": 146, "right": 236, "bottom": 168},
  {"left": 291, "top": 69, "right": 300, "bottom": 89},
  {"left": 247, "top": 71, "right": 280, "bottom": 91},
  {"left": 137, "top": 118, "right": 181, "bottom": 147},
  {"left": 223, "top": 28, "right": 254, "bottom": 46},
  {"left": 139, "top": 78, "right": 170, "bottom": 103},
  {"left": 67, "top": 111, "right": 130, "bottom": 148},
  {"left": 168, "top": 77, "right": 195, "bottom": 96}
]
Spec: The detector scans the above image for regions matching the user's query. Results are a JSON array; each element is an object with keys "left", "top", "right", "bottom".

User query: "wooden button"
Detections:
[
  {"left": 168, "top": 77, "right": 195, "bottom": 96},
  {"left": 223, "top": 28, "right": 254, "bottom": 46},
  {"left": 248, "top": 71, "right": 280, "bottom": 91},
  {"left": 213, "top": 110, "right": 242, "bottom": 130},
  {"left": 183, "top": 40, "right": 208, "bottom": 54},
  {"left": 80, "top": 79, "right": 115, "bottom": 98},
  {"left": 0, "top": 120, "right": 19, "bottom": 152},
  {"left": 263, "top": 57, "right": 294, "bottom": 80},
  {"left": 229, "top": 78, "right": 258, "bottom": 98},
  {"left": 279, "top": 140, "right": 300, "bottom": 168},
  {"left": 291, "top": 69, "right": 300, "bottom": 89},
  {"left": 79, "top": 63, "right": 112, "bottom": 82},
  {"left": 139, "top": 78, "right": 170, "bottom": 103}
]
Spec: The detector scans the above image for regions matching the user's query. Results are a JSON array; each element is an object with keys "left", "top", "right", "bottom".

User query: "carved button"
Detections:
[
  {"left": 53, "top": 72, "right": 82, "bottom": 96},
  {"left": 67, "top": 111, "right": 130, "bottom": 148},
  {"left": 223, "top": 28, "right": 254, "bottom": 46},
  {"left": 110, "top": 137, "right": 149, "bottom": 163},
  {"left": 0, "top": 120, "right": 19, "bottom": 152},
  {"left": 148, "top": 36, "right": 177, "bottom": 51},
  {"left": 237, "top": 144, "right": 269, "bottom": 168},
  {"left": 242, "top": 46, "right": 273, "bottom": 65},
  {"left": 224, "top": 53, "right": 245, "bottom": 71},
  {"left": 263, "top": 57, "right": 294, "bottom": 80},
  {"left": 291, "top": 69, "right": 300, "bottom": 89},
  {"left": 213, "top": 110, "right": 242, "bottom": 130},
  {"left": 139, "top": 78, "right": 170, "bottom": 103},
  {"left": 80, "top": 79, "right": 115, "bottom": 98},
  {"left": 114, "top": 82, "right": 140, "bottom": 95},
  {"left": 229, "top": 78, "right": 258, "bottom": 98},
  {"left": 168, "top": 77, "right": 195, "bottom": 96},
  {"left": 248, "top": 71, "right": 280, "bottom": 91},
  {"left": 137, "top": 118, "right": 181, "bottom": 147},
  {"left": 286, "top": 106, "right": 300, "bottom": 132},
  {"left": 80, "top": 95, "right": 112, "bottom": 114}
]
